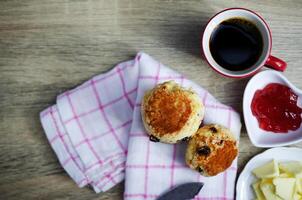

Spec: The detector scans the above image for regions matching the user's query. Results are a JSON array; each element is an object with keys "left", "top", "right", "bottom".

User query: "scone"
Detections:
[
  {"left": 141, "top": 80, "right": 204, "bottom": 144},
  {"left": 185, "top": 124, "right": 238, "bottom": 176}
]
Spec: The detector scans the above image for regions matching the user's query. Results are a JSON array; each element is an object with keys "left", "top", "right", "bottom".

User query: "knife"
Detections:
[{"left": 157, "top": 182, "right": 204, "bottom": 200}]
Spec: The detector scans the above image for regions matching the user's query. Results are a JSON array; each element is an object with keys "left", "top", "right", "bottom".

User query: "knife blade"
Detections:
[{"left": 157, "top": 182, "right": 204, "bottom": 200}]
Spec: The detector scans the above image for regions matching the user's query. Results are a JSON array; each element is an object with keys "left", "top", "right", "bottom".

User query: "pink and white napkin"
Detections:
[{"left": 40, "top": 52, "right": 241, "bottom": 199}]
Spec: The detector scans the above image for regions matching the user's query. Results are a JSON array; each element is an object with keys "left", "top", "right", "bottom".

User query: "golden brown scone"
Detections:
[
  {"left": 141, "top": 81, "right": 204, "bottom": 144},
  {"left": 185, "top": 124, "right": 238, "bottom": 176}
]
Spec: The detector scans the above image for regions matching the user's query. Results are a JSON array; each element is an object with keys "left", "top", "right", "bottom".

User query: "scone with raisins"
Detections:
[
  {"left": 141, "top": 81, "right": 204, "bottom": 144},
  {"left": 185, "top": 124, "right": 238, "bottom": 176}
]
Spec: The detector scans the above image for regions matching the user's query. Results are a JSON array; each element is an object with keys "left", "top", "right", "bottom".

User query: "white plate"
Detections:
[
  {"left": 236, "top": 147, "right": 302, "bottom": 200},
  {"left": 243, "top": 70, "right": 302, "bottom": 147}
]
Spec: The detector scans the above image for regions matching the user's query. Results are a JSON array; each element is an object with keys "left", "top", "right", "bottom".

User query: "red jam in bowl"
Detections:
[{"left": 251, "top": 83, "right": 302, "bottom": 133}]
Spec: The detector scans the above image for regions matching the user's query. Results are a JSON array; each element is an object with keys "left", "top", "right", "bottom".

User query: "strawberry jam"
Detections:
[{"left": 251, "top": 83, "right": 302, "bottom": 133}]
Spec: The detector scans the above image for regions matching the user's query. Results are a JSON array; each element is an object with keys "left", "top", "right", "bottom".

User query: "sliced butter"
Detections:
[
  {"left": 279, "top": 172, "right": 294, "bottom": 178},
  {"left": 293, "top": 192, "right": 302, "bottom": 200},
  {"left": 252, "top": 181, "right": 265, "bottom": 200},
  {"left": 279, "top": 161, "right": 302, "bottom": 177},
  {"left": 253, "top": 160, "right": 280, "bottom": 178},
  {"left": 273, "top": 177, "right": 296, "bottom": 200},
  {"left": 260, "top": 180, "right": 282, "bottom": 200},
  {"left": 296, "top": 178, "right": 302, "bottom": 194}
]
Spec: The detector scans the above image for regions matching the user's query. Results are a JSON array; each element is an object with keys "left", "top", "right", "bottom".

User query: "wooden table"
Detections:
[{"left": 1, "top": 0, "right": 302, "bottom": 199}]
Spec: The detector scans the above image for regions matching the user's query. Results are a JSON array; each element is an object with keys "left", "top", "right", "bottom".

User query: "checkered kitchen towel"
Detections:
[{"left": 40, "top": 52, "right": 241, "bottom": 199}]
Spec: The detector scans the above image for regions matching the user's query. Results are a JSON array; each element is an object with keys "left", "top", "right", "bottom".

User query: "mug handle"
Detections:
[{"left": 265, "top": 55, "right": 287, "bottom": 71}]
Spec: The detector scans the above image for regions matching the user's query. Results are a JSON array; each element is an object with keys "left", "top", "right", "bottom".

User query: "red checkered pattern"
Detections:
[{"left": 40, "top": 52, "right": 241, "bottom": 199}]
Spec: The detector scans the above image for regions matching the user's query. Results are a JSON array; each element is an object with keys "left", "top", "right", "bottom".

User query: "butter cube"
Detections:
[
  {"left": 252, "top": 181, "right": 265, "bottom": 200},
  {"left": 273, "top": 177, "right": 296, "bottom": 200},
  {"left": 253, "top": 160, "right": 280, "bottom": 178},
  {"left": 279, "top": 161, "right": 302, "bottom": 177}
]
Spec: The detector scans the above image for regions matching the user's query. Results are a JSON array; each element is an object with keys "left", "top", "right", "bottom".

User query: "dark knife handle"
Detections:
[{"left": 157, "top": 182, "right": 204, "bottom": 200}]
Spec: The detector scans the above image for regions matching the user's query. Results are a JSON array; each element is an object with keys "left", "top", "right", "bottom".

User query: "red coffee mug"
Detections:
[{"left": 202, "top": 8, "right": 287, "bottom": 78}]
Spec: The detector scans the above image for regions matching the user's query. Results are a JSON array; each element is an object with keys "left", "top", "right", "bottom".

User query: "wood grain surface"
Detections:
[{"left": 1, "top": 0, "right": 302, "bottom": 199}]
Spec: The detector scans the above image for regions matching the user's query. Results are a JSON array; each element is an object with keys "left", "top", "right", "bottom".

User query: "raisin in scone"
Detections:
[
  {"left": 141, "top": 81, "right": 204, "bottom": 144},
  {"left": 185, "top": 124, "right": 238, "bottom": 176}
]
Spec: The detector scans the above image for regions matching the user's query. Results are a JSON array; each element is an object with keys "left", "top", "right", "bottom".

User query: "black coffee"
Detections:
[{"left": 209, "top": 18, "right": 263, "bottom": 71}]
